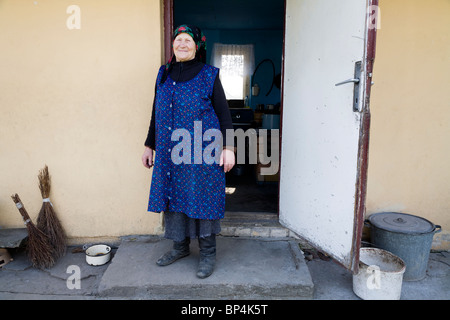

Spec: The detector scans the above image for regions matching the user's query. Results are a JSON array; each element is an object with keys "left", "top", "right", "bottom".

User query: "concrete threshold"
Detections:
[
  {"left": 98, "top": 236, "right": 314, "bottom": 300},
  {"left": 220, "top": 211, "right": 299, "bottom": 239}
]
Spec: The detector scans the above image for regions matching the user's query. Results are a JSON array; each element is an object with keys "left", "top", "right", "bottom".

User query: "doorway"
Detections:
[
  {"left": 165, "top": 0, "right": 377, "bottom": 272},
  {"left": 170, "top": 0, "right": 285, "bottom": 216}
]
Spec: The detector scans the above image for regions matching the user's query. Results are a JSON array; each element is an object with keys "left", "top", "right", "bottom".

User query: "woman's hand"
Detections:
[
  {"left": 142, "top": 147, "right": 154, "bottom": 169},
  {"left": 219, "top": 148, "right": 235, "bottom": 173}
]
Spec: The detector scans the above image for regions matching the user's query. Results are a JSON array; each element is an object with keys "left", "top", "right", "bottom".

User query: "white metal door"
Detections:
[{"left": 280, "top": 0, "right": 378, "bottom": 272}]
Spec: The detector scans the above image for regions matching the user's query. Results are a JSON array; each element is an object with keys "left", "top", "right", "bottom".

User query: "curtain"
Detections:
[{"left": 212, "top": 44, "right": 255, "bottom": 100}]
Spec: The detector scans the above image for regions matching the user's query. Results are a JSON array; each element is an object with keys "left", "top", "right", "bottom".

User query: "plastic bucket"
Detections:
[
  {"left": 366, "top": 212, "right": 441, "bottom": 281},
  {"left": 353, "top": 248, "right": 406, "bottom": 300}
]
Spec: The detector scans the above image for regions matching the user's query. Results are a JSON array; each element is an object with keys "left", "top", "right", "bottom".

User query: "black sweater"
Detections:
[{"left": 144, "top": 60, "right": 234, "bottom": 149}]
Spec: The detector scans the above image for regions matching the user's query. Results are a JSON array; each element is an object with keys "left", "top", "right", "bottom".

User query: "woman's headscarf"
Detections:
[{"left": 161, "top": 24, "right": 207, "bottom": 84}]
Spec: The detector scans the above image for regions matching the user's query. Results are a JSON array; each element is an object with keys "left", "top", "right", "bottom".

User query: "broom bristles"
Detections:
[
  {"left": 11, "top": 194, "right": 55, "bottom": 269},
  {"left": 38, "top": 165, "right": 51, "bottom": 198},
  {"left": 36, "top": 165, "right": 67, "bottom": 260}
]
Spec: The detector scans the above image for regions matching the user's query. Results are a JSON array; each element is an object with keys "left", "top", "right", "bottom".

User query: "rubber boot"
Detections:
[
  {"left": 197, "top": 235, "right": 216, "bottom": 279},
  {"left": 156, "top": 238, "right": 190, "bottom": 266}
]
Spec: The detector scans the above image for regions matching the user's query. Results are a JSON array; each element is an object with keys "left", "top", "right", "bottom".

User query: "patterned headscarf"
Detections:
[
  {"left": 161, "top": 24, "right": 207, "bottom": 84},
  {"left": 173, "top": 25, "right": 207, "bottom": 62}
]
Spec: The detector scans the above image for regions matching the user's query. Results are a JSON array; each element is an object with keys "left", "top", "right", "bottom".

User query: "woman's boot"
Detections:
[
  {"left": 197, "top": 235, "right": 216, "bottom": 278},
  {"left": 156, "top": 238, "right": 190, "bottom": 266}
]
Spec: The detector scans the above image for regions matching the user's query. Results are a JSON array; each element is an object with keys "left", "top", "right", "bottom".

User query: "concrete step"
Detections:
[
  {"left": 98, "top": 236, "right": 314, "bottom": 300},
  {"left": 220, "top": 211, "right": 299, "bottom": 239}
]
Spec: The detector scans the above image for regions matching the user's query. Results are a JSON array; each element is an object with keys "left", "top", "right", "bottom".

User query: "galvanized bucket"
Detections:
[{"left": 366, "top": 212, "right": 441, "bottom": 281}]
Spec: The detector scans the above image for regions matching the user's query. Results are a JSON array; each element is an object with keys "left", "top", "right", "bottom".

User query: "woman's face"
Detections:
[{"left": 173, "top": 33, "right": 196, "bottom": 62}]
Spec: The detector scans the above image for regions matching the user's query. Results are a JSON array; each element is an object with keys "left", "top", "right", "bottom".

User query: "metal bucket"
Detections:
[
  {"left": 366, "top": 212, "right": 441, "bottom": 281},
  {"left": 353, "top": 247, "right": 406, "bottom": 300}
]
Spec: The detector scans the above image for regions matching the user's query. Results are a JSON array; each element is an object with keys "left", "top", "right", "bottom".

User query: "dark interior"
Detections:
[{"left": 174, "top": 0, "right": 285, "bottom": 214}]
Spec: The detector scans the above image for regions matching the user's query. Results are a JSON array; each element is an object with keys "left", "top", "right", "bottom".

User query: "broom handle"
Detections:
[{"left": 11, "top": 194, "right": 32, "bottom": 225}]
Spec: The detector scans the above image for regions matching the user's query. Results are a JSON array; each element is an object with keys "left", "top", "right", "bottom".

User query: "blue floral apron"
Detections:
[{"left": 148, "top": 64, "right": 225, "bottom": 220}]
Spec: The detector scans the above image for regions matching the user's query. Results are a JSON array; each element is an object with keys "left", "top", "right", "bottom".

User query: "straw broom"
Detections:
[
  {"left": 11, "top": 193, "right": 55, "bottom": 269},
  {"left": 36, "top": 165, "right": 66, "bottom": 260}
]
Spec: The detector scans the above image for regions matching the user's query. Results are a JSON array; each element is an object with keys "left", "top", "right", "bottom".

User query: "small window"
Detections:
[
  {"left": 212, "top": 44, "right": 254, "bottom": 100},
  {"left": 221, "top": 54, "right": 244, "bottom": 99}
]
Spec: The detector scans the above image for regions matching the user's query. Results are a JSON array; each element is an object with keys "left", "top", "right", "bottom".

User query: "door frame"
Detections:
[
  {"left": 163, "top": 0, "right": 174, "bottom": 64},
  {"left": 350, "top": 0, "right": 378, "bottom": 271}
]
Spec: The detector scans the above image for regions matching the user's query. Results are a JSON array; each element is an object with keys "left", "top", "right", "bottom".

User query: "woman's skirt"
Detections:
[{"left": 163, "top": 211, "right": 221, "bottom": 242}]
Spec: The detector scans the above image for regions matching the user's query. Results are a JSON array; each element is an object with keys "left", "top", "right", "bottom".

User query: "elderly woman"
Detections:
[{"left": 142, "top": 25, "right": 235, "bottom": 278}]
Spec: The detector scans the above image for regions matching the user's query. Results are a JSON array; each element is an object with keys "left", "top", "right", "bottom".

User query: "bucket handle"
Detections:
[{"left": 434, "top": 225, "right": 442, "bottom": 234}]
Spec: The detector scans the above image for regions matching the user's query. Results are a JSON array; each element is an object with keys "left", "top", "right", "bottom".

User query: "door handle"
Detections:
[
  {"left": 335, "top": 78, "right": 360, "bottom": 86},
  {"left": 335, "top": 61, "right": 362, "bottom": 112}
]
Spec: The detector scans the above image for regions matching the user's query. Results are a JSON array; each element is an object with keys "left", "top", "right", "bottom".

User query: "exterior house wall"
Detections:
[
  {"left": 0, "top": 0, "right": 164, "bottom": 242},
  {"left": 367, "top": 0, "right": 450, "bottom": 249}
]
